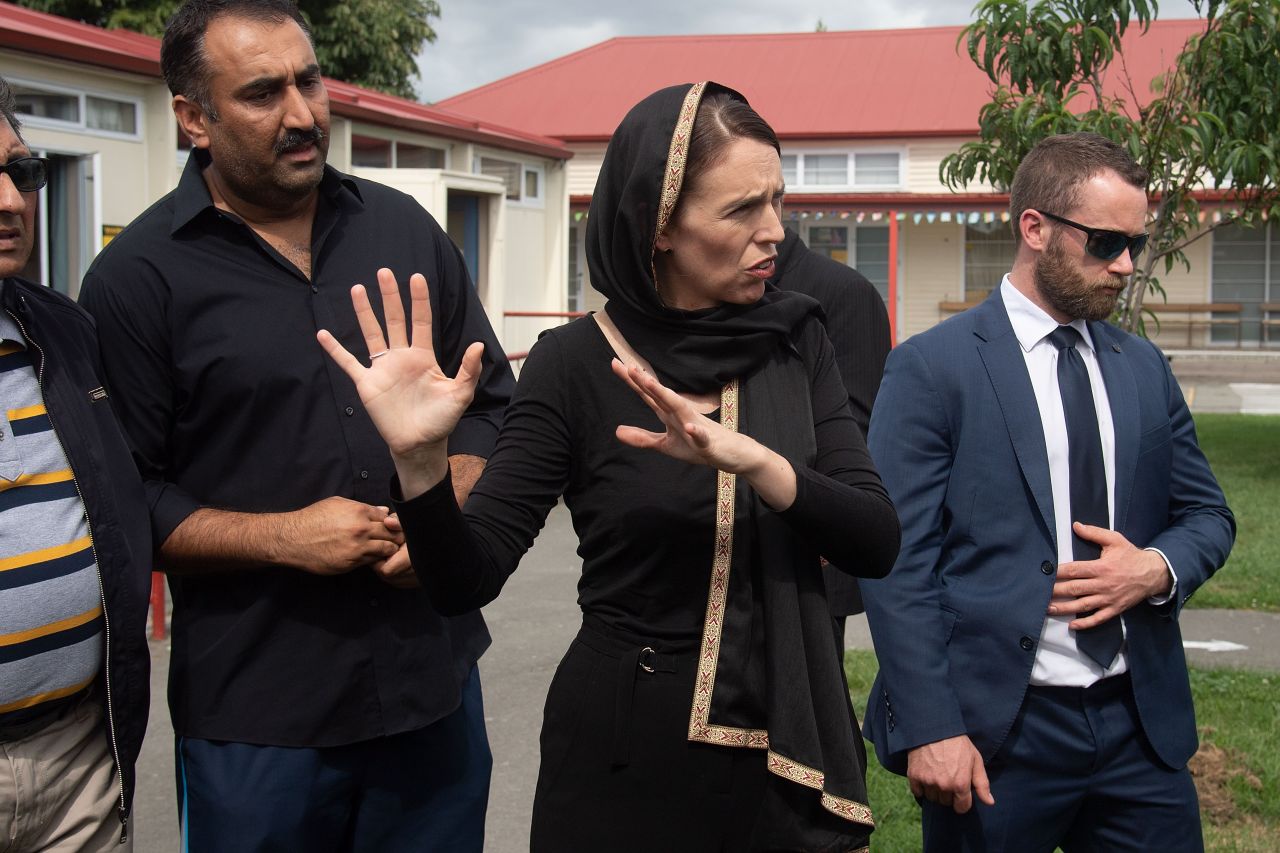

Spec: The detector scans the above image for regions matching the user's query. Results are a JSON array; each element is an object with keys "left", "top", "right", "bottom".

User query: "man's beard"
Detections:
[
  {"left": 1033, "top": 234, "right": 1126, "bottom": 322},
  {"left": 213, "top": 125, "right": 329, "bottom": 211}
]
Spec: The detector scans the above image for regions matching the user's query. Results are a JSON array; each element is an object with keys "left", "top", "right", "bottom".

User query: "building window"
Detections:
[
  {"left": 782, "top": 152, "right": 902, "bottom": 190},
  {"left": 1211, "top": 222, "right": 1280, "bottom": 345},
  {"left": 86, "top": 96, "right": 137, "bottom": 135},
  {"left": 804, "top": 155, "right": 848, "bottom": 186},
  {"left": 351, "top": 136, "right": 392, "bottom": 168},
  {"left": 16, "top": 87, "right": 78, "bottom": 123},
  {"left": 351, "top": 136, "right": 445, "bottom": 169},
  {"left": 395, "top": 142, "right": 445, "bottom": 168},
  {"left": 964, "top": 222, "right": 1016, "bottom": 302},
  {"left": 521, "top": 166, "right": 544, "bottom": 205},
  {"left": 12, "top": 80, "right": 140, "bottom": 139},
  {"left": 479, "top": 157, "right": 522, "bottom": 199},
  {"left": 477, "top": 157, "right": 543, "bottom": 205},
  {"left": 853, "top": 153, "right": 900, "bottom": 186},
  {"left": 805, "top": 224, "right": 891, "bottom": 302},
  {"left": 781, "top": 154, "right": 798, "bottom": 186},
  {"left": 855, "top": 226, "right": 891, "bottom": 302}
]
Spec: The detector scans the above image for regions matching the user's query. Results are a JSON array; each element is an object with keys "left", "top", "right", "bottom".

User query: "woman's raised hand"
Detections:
[
  {"left": 610, "top": 359, "right": 797, "bottom": 509},
  {"left": 318, "top": 268, "right": 484, "bottom": 491}
]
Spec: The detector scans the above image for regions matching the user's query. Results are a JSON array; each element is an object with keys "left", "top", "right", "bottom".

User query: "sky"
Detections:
[{"left": 414, "top": 0, "right": 1204, "bottom": 103}]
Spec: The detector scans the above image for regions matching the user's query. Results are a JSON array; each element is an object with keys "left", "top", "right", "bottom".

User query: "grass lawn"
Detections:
[
  {"left": 1191, "top": 414, "right": 1280, "bottom": 611},
  {"left": 845, "top": 650, "right": 1280, "bottom": 851}
]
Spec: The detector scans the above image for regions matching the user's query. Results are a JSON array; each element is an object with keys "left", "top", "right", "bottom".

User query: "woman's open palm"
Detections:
[{"left": 318, "top": 268, "right": 484, "bottom": 460}]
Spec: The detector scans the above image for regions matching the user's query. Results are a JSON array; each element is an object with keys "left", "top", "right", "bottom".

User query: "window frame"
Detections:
[
  {"left": 10, "top": 76, "right": 143, "bottom": 142},
  {"left": 800, "top": 221, "right": 892, "bottom": 301},
  {"left": 962, "top": 219, "right": 1017, "bottom": 302},
  {"left": 348, "top": 133, "right": 449, "bottom": 170},
  {"left": 474, "top": 154, "right": 545, "bottom": 208},
  {"left": 781, "top": 148, "right": 905, "bottom": 192},
  {"left": 1209, "top": 220, "right": 1279, "bottom": 346}
]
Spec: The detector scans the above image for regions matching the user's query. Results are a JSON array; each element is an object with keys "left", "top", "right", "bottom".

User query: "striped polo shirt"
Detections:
[{"left": 0, "top": 309, "right": 103, "bottom": 721}]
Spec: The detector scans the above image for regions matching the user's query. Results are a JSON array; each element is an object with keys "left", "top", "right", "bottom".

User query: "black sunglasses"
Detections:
[
  {"left": 0, "top": 157, "right": 49, "bottom": 193},
  {"left": 1040, "top": 210, "right": 1148, "bottom": 262}
]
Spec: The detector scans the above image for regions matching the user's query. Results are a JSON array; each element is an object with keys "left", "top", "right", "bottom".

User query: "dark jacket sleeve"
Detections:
[{"left": 79, "top": 263, "right": 201, "bottom": 548}]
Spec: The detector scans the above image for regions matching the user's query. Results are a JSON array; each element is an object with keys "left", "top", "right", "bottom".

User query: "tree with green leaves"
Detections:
[
  {"left": 941, "top": 0, "right": 1280, "bottom": 333},
  {"left": 18, "top": 0, "right": 440, "bottom": 100}
]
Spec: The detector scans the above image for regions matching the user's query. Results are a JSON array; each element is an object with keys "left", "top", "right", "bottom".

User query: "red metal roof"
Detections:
[
  {"left": 437, "top": 21, "right": 1204, "bottom": 142},
  {"left": 0, "top": 1, "right": 571, "bottom": 159}
]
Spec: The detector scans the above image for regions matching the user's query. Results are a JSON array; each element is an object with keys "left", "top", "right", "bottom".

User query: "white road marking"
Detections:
[{"left": 1183, "top": 639, "right": 1249, "bottom": 653}]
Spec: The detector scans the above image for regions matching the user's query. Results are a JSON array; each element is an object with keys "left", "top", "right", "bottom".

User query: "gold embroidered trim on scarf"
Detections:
[
  {"left": 655, "top": 81, "right": 706, "bottom": 240},
  {"left": 686, "top": 378, "right": 875, "bottom": 828},
  {"left": 688, "top": 379, "right": 761, "bottom": 745},
  {"left": 767, "top": 751, "right": 876, "bottom": 828}
]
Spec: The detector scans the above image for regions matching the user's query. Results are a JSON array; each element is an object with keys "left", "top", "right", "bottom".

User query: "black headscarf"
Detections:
[
  {"left": 586, "top": 82, "right": 874, "bottom": 848},
  {"left": 586, "top": 82, "right": 820, "bottom": 394}
]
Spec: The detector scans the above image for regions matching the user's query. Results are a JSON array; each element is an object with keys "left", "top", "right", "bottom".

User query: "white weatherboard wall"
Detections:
[{"left": 2, "top": 51, "right": 176, "bottom": 242}]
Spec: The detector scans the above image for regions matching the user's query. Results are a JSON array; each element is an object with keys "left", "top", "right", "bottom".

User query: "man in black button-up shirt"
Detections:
[{"left": 79, "top": 2, "right": 513, "bottom": 849}]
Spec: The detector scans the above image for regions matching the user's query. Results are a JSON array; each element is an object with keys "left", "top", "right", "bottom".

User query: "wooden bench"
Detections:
[
  {"left": 1146, "top": 302, "right": 1243, "bottom": 348},
  {"left": 1262, "top": 302, "right": 1280, "bottom": 346},
  {"left": 939, "top": 299, "right": 984, "bottom": 318},
  {"left": 937, "top": 299, "right": 1245, "bottom": 348}
]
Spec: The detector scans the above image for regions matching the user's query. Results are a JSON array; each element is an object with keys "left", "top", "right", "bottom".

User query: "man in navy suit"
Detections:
[{"left": 860, "top": 133, "right": 1234, "bottom": 851}]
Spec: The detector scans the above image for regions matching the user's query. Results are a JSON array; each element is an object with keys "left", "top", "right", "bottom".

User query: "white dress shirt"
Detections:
[{"left": 1000, "top": 278, "right": 1130, "bottom": 686}]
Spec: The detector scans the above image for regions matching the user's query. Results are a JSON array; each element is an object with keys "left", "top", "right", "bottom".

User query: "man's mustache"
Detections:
[{"left": 275, "top": 127, "right": 326, "bottom": 154}]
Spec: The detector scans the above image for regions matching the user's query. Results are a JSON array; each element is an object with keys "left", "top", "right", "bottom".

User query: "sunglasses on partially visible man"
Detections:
[
  {"left": 1039, "top": 210, "right": 1149, "bottom": 262},
  {"left": 0, "top": 156, "right": 49, "bottom": 193}
]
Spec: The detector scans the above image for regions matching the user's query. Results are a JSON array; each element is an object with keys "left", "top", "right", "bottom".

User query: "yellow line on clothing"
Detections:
[
  {"left": 0, "top": 606, "right": 102, "bottom": 647},
  {"left": 0, "top": 469, "right": 73, "bottom": 494},
  {"left": 0, "top": 535, "right": 92, "bottom": 572},
  {"left": 6, "top": 403, "right": 46, "bottom": 421},
  {"left": 0, "top": 675, "right": 96, "bottom": 715}
]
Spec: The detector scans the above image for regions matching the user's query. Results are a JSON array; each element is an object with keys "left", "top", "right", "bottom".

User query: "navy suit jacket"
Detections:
[{"left": 860, "top": 289, "right": 1235, "bottom": 775}]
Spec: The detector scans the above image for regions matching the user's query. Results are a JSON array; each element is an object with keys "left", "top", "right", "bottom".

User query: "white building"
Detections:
[{"left": 0, "top": 1, "right": 572, "bottom": 354}]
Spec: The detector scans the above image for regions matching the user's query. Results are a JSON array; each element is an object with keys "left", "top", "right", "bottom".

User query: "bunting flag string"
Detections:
[{"left": 783, "top": 207, "right": 1011, "bottom": 225}]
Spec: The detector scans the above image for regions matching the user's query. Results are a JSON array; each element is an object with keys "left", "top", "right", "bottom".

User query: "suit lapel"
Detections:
[
  {"left": 972, "top": 294, "right": 1056, "bottom": 541},
  {"left": 1090, "top": 322, "right": 1139, "bottom": 531}
]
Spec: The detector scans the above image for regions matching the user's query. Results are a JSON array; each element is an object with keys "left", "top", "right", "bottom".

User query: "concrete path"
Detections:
[{"left": 1167, "top": 350, "right": 1280, "bottom": 414}]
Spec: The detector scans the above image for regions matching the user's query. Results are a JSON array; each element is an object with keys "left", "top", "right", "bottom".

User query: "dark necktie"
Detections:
[{"left": 1048, "top": 325, "right": 1123, "bottom": 669}]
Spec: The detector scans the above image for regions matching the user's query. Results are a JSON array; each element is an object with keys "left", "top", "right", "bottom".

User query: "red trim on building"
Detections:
[{"left": 0, "top": 1, "right": 571, "bottom": 160}]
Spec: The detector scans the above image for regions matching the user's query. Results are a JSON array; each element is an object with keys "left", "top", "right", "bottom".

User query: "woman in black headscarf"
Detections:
[{"left": 320, "top": 82, "right": 900, "bottom": 852}]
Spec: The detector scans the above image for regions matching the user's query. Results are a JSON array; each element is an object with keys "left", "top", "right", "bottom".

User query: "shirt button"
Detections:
[
  {"left": 345, "top": 406, "right": 355, "bottom": 416},
  {"left": 360, "top": 470, "right": 369, "bottom": 480},
  {"left": 369, "top": 599, "right": 379, "bottom": 608},
  {"left": 1041, "top": 560, "right": 1054, "bottom": 575},
  {"left": 1020, "top": 636, "right": 1035, "bottom": 651}
]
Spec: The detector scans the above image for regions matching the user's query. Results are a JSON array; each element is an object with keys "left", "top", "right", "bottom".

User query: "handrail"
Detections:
[
  {"left": 503, "top": 311, "right": 585, "bottom": 364},
  {"left": 503, "top": 311, "right": 586, "bottom": 318}
]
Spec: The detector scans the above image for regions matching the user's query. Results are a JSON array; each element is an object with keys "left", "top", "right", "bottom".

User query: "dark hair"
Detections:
[
  {"left": 0, "top": 75, "right": 23, "bottom": 142},
  {"left": 161, "top": 0, "right": 311, "bottom": 120},
  {"left": 1009, "top": 132, "right": 1148, "bottom": 243},
  {"left": 684, "top": 93, "right": 781, "bottom": 192}
]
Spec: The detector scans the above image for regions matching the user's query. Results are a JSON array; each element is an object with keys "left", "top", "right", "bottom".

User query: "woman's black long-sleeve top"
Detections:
[{"left": 396, "top": 315, "right": 899, "bottom": 643}]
